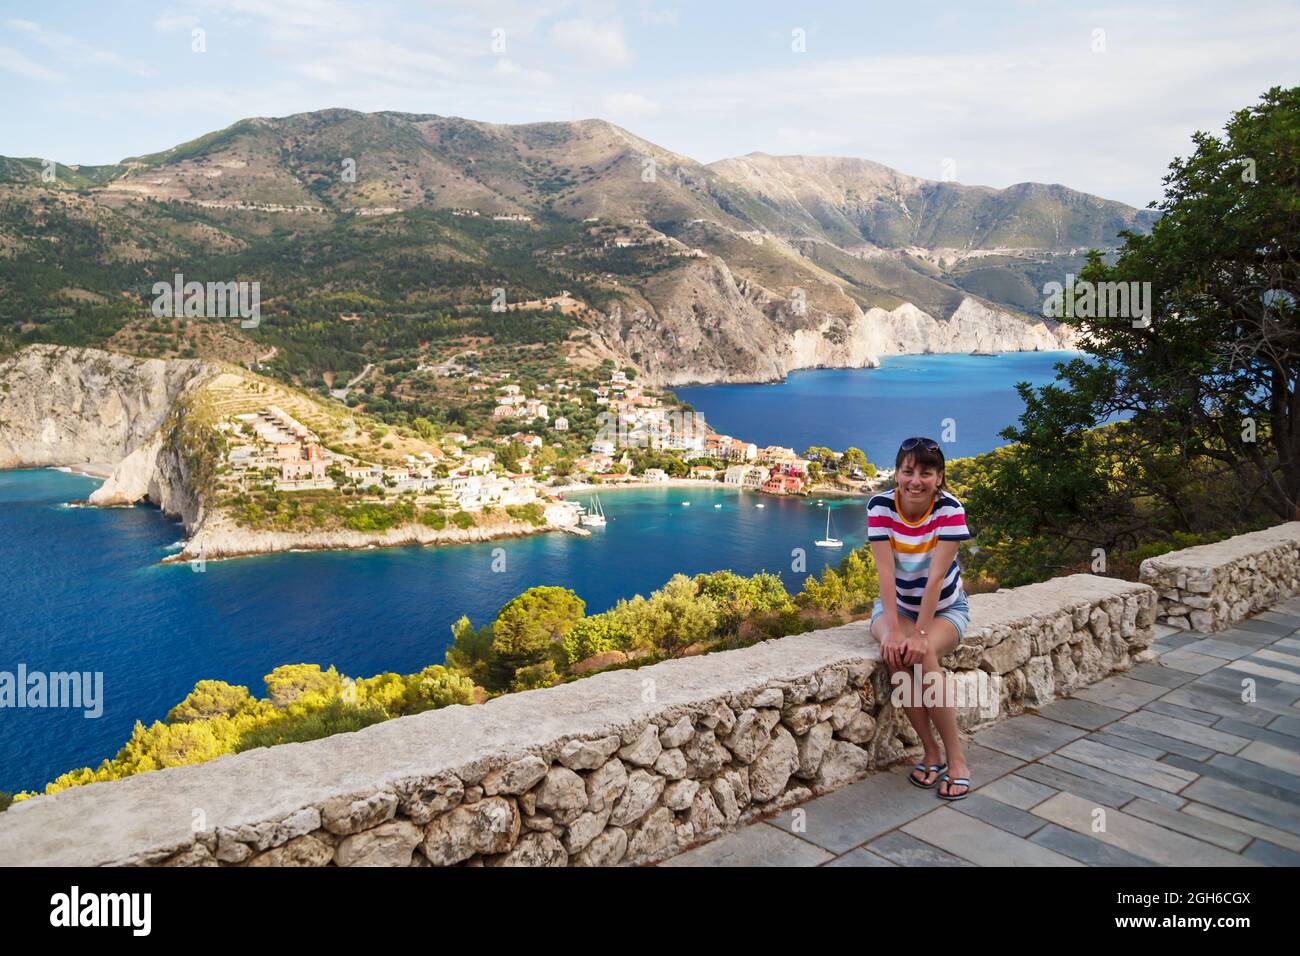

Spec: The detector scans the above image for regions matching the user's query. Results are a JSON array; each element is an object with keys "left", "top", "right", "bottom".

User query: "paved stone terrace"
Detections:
[{"left": 662, "top": 596, "right": 1300, "bottom": 867}]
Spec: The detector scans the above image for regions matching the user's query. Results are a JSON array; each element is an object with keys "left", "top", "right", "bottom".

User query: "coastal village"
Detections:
[{"left": 210, "top": 366, "right": 880, "bottom": 535}]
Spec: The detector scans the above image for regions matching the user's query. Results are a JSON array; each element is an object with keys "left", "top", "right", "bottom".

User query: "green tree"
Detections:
[
  {"left": 490, "top": 586, "right": 586, "bottom": 686},
  {"left": 1024, "top": 86, "right": 1299, "bottom": 523},
  {"left": 841, "top": 447, "right": 869, "bottom": 474}
]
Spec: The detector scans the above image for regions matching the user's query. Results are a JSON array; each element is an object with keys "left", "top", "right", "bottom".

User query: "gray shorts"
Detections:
[{"left": 871, "top": 591, "right": 970, "bottom": 641}]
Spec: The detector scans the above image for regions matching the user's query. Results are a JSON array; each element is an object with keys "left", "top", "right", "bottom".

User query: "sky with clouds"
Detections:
[{"left": 1, "top": 0, "right": 1297, "bottom": 207}]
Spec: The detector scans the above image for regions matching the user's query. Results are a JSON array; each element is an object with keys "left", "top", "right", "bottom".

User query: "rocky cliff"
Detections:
[
  {"left": 588, "top": 256, "right": 1077, "bottom": 387},
  {"left": 0, "top": 345, "right": 216, "bottom": 528},
  {"left": 0, "top": 345, "right": 577, "bottom": 560}
]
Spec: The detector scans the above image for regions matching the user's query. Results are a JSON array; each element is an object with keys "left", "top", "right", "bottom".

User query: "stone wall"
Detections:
[
  {"left": 0, "top": 574, "right": 1155, "bottom": 867},
  {"left": 1138, "top": 522, "right": 1300, "bottom": 633}
]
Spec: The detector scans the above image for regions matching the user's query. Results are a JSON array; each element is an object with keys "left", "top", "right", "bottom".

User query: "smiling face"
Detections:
[{"left": 895, "top": 451, "right": 943, "bottom": 515}]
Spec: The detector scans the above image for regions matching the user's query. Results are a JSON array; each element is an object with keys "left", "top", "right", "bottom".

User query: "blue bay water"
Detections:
[
  {"left": 0, "top": 472, "right": 865, "bottom": 792},
  {"left": 674, "top": 351, "right": 1079, "bottom": 462},
  {"left": 0, "top": 352, "right": 1072, "bottom": 793}
]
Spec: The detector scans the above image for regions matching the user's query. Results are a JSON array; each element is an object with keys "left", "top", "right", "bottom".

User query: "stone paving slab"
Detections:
[
  {"left": 1035, "top": 698, "right": 1128, "bottom": 730},
  {"left": 661, "top": 821, "right": 835, "bottom": 866},
  {"left": 1057, "top": 738, "right": 1199, "bottom": 793},
  {"left": 1120, "top": 710, "right": 1250, "bottom": 753},
  {"left": 763, "top": 769, "right": 938, "bottom": 854},
  {"left": 1252, "top": 610, "right": 1300, "bottom": 628},
  {"left": 948, "top": 792, "right": 1049, "bottom": 838},
  {"left": 901, "top": 806, "right": 1081, "bottom": 866},
  {"left": 1030, "top": 792, "right": 1262, "bottom": 867},
  {"left": 1121, "top": 798, "right": 1253, "bottom": 852},
  {"left": 1243, "top": 839, "right": 1300, "bottom": 865},
  {"left": 1180, "top": 639, "right": 1259, "bottom": 660},
  {"left": 1071, "top": 676, "right": 1170, "bottom": 712},
  {"left": 978, "top": 774, "right": 1059, "bottom": 811},
  {"left": 1181, "top": 802, "right": 1300, "bottom": 854},
  {"left": 1226, "top": 658, "right": 1300, "bottom": 686},
  {"left": 823, "top": 847, "right": 897, "bottom": 867},
  {"left": 1102, "top": 721, "right": 1217, "bottom": 761},
  {"left": 1124, "top": 663, "right": 1198, "bottom": 688},
  {"left": 1145, "top": 699, "right": 1223, "bottom": 727},
  {"left": 1193, "top": 667, "right": 1300, "bottom": 704},
  {"left": 1210, "top": 628, "right": 1287, "bottom": 648},
  {"left": 1158, "top": 649, "right": 1230, "bottom": 675},
  {"left": 1085, "top": 731, "right": 1166, "bottom": 760},
  {"left": 1015, "top": 763, "right": 1140, "bottom": 809},
  {"left": 1028, "top": 822, "right": 1159, "bottom": 866},
  {"left": 1268, "top": 714, "right": 1300, "bottom": 737},
  {"left": 1238, "top": 739, "right": 1300, "bottom": 777},
  {"left": 971, "top": 714, "right": 1088, "bottom": 761},
  {"left": 1161, "top": 686, "right": 1282, "bottom": 725},
  {"left": 1210, "top": 717, "right": 1300, "bottom": 752},
  {"left": 1039, "top": 753, "right": 1189, "bottom": 809},
  {"left": 1233, "top": 618, "right": 1300, "bottom": 637},
  {"left": 1249, "top": 649, "right": 1300, "bottom": 674},
  {"left": 865, "top": 831, "right": 975, "bottom": 867},
  {"left": 1202, "top": 752, "right": 1300, "bottom": 797},
  {"left": 1180, "top": 776, "right": 1300, "bottom": 837},
  {"left": 1151, "top": 632, "right": 1202, "bottom": 652},
  {"left": 1160, "top": 752, "right": 1293, "bottom": 803}
]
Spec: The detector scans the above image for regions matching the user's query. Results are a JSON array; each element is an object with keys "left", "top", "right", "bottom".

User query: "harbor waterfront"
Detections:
[{"left": 0, "top": 353, "right": 1067, "bottom": 794}]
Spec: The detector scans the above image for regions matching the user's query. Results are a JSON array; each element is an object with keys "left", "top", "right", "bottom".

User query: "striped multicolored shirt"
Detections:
[{"left": 867, "top": 489, "right": 973, "bottom": 612}]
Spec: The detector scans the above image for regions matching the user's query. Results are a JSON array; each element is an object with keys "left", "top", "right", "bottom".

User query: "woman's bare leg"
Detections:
[
  {"left": 870, "top": 614, "right": 944, "bottom": 785},
  {"left": 918, "top": 619, "right": 970, "bottom": 797}
]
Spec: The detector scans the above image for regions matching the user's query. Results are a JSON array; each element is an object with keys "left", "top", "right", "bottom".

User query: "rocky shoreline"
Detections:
[{"left": 163, "top": 513, "right": 572, "bottom": 565}]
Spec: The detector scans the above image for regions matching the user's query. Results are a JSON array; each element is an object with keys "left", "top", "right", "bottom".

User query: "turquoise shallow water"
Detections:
[{"left": 0, "top": 353, "right": 1071, "bottom": 793}]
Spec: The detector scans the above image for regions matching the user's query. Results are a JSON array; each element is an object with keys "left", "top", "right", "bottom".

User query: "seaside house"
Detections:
[
  {"left": 642, "top": 468, "right": 669, "bottom": 482},
  {"left": 761, "top": 473, "right": 806, "bottom": 495},
  {"left": 759, "top": 445, "right": 798, "bottom": 464}
]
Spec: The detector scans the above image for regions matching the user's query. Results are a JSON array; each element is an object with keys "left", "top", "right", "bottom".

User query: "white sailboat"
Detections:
[
  {"left": 815, "top": 509, "right": 843, "bottom": 548},
  {"left": 580, "top": 495, "right": 607, "bottom": 527}
]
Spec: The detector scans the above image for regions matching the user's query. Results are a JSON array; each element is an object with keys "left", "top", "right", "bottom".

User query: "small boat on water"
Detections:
[
  {"left": 755, "top": 502, "right": 765, "bottom": 508},
  {"left": 713, "top": 503, "right": 722, "bottom": 508},
  {"left": 815, "top": 509, "right": 843, "bottom": 548},
  {"left": 580, "top": 495, "right": 607, "bottom": 527},
  {"left": 682, "top": 501, "right": 691, "bottom": 507}
]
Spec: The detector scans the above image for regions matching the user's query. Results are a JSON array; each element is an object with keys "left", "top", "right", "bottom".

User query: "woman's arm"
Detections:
[
  {"left": 869, "top": 538, "right": 903, "bottom": 666},
  {"left": 912, "top": 539, "right": 959, "bottom": 646}
]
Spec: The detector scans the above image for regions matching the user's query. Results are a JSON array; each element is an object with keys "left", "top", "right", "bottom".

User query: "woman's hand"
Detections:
[
  {"left": 901, "top": 629, "right": 929, "bottom": 667},
  {"left": 880, "top": 619, "right": 908, "bottom": 668}
]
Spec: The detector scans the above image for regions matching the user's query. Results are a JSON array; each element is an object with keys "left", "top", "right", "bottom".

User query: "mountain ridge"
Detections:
[{"left": 0, "top": 107, "right": 1142, "bottom": 386}]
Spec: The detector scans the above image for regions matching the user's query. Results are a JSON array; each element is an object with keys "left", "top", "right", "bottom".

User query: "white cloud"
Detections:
[
  {"left": 549, "top": 18, "right": 631, "bottom": 67},
  {"left": 5, "top": 18, "right": 154, "bottom": 77},
  {"left": 0, "top": 44, "right": 64, "bottom": 81},
  {"left": 153, "top": 14, "right": 201, "bottom": 32},
  {"left": 601, "top": 92, "right": 660, "bottom": 116}
]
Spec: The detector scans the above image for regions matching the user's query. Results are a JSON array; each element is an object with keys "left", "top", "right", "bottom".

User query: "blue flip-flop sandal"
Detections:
[
  {"left": 908, "top": 762, "right": 947, "bottom": 789},
  {"left": 937, "top": 773, "right": 970, "bottom": 800}
]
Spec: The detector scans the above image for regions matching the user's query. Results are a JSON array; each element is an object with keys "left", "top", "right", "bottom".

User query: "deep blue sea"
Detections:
[
  {"left": 675, "top": 351, "right": 1079, "bottom": 462},
  {"left": 0, "top": 352, "right": 1073, "bottom": 793}
]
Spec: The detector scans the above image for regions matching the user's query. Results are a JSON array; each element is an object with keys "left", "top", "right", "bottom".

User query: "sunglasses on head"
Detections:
[{"left": 899, "top": 437, "right": 941, "bottom": 453}]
